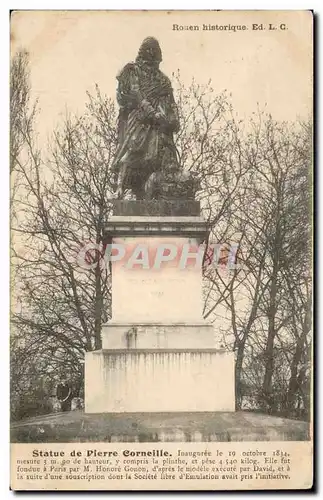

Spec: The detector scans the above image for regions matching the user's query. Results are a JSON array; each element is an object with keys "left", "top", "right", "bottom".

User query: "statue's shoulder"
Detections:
[{"left": 116, "top": 62, "right": 139, "bottom": 81}]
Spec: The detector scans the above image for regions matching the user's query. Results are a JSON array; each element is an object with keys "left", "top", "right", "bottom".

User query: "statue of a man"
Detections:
[{"left": 112, "top": 37, "right": 181, "bottom": 199}]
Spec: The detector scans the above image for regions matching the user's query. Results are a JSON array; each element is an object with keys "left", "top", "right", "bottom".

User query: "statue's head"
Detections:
[{"left": 136, "top": 37, "right": 162, "bottom": 68}]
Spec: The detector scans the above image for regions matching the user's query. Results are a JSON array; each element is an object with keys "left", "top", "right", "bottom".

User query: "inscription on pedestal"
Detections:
[{"left": 112, "top": 200, "right": 200, "bottom": 217}]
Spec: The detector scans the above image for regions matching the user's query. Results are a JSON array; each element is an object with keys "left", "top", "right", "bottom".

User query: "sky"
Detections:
[{"left": 11, "top": 10, "right": 313, "bottom": 144}]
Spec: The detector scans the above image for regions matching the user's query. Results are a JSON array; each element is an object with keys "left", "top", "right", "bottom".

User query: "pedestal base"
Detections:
[
  {"left": 85, "top": 204, "right": 236, "bottom": 414},
  {"left": 85, "top": 349, "right": 235, "bottom": 413}
]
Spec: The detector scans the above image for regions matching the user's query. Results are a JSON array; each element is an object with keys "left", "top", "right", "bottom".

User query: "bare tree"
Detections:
[
  {"left": 11, "top": 85, "right": 117, "bottom": 413},
  {"left": 10, "top": 49, "right": 34, "bottom": 174},
  {"left": 206, "top": 112, "right": 312, "bottom": 416}
]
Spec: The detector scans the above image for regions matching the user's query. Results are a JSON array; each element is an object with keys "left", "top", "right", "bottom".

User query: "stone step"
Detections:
[{"left": 11, "top": 411, "right": 309, "bottom": 443}]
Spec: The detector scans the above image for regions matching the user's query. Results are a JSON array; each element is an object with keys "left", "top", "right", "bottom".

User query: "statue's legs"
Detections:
[
  {"left": 131, "top": 159, "right": 157, "bottom": 200},
  {"left": 145, "top": 171, "right": 161, "bottom": 200},
  {"left": 116, "top": 157, "right": 168, "bottom": 200}
]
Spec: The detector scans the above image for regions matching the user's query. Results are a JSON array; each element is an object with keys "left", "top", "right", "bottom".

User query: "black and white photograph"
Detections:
[{"left": 10, "top": 10, "right": 313, "bottom": 490}]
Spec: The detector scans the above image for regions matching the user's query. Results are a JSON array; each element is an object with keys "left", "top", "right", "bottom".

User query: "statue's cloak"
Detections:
[{"left": 112, "top": 61, "right": 179, "bottom": 193}]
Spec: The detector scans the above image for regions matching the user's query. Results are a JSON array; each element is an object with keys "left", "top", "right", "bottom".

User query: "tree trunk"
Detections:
[
  {"left": 94, "top": 256, "right": 103, "bottom": 350},
  {"left": 285, "top": 296, "right": 311, "bottom": 414},
  {"left": 262, "top": 240, "right": 279, "bottom": 412},
  {"left": 235, "top": 340, "right": 246, "bottom": 410}
]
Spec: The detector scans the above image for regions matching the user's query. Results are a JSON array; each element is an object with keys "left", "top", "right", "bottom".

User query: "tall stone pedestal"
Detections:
[{"left": 85, "top": 201, "right": 235, "bottom": 413}]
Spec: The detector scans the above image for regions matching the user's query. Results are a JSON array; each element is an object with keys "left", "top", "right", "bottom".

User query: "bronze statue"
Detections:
[{"left": 112, "top": 37, "right": 197, "bottom": 200}]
